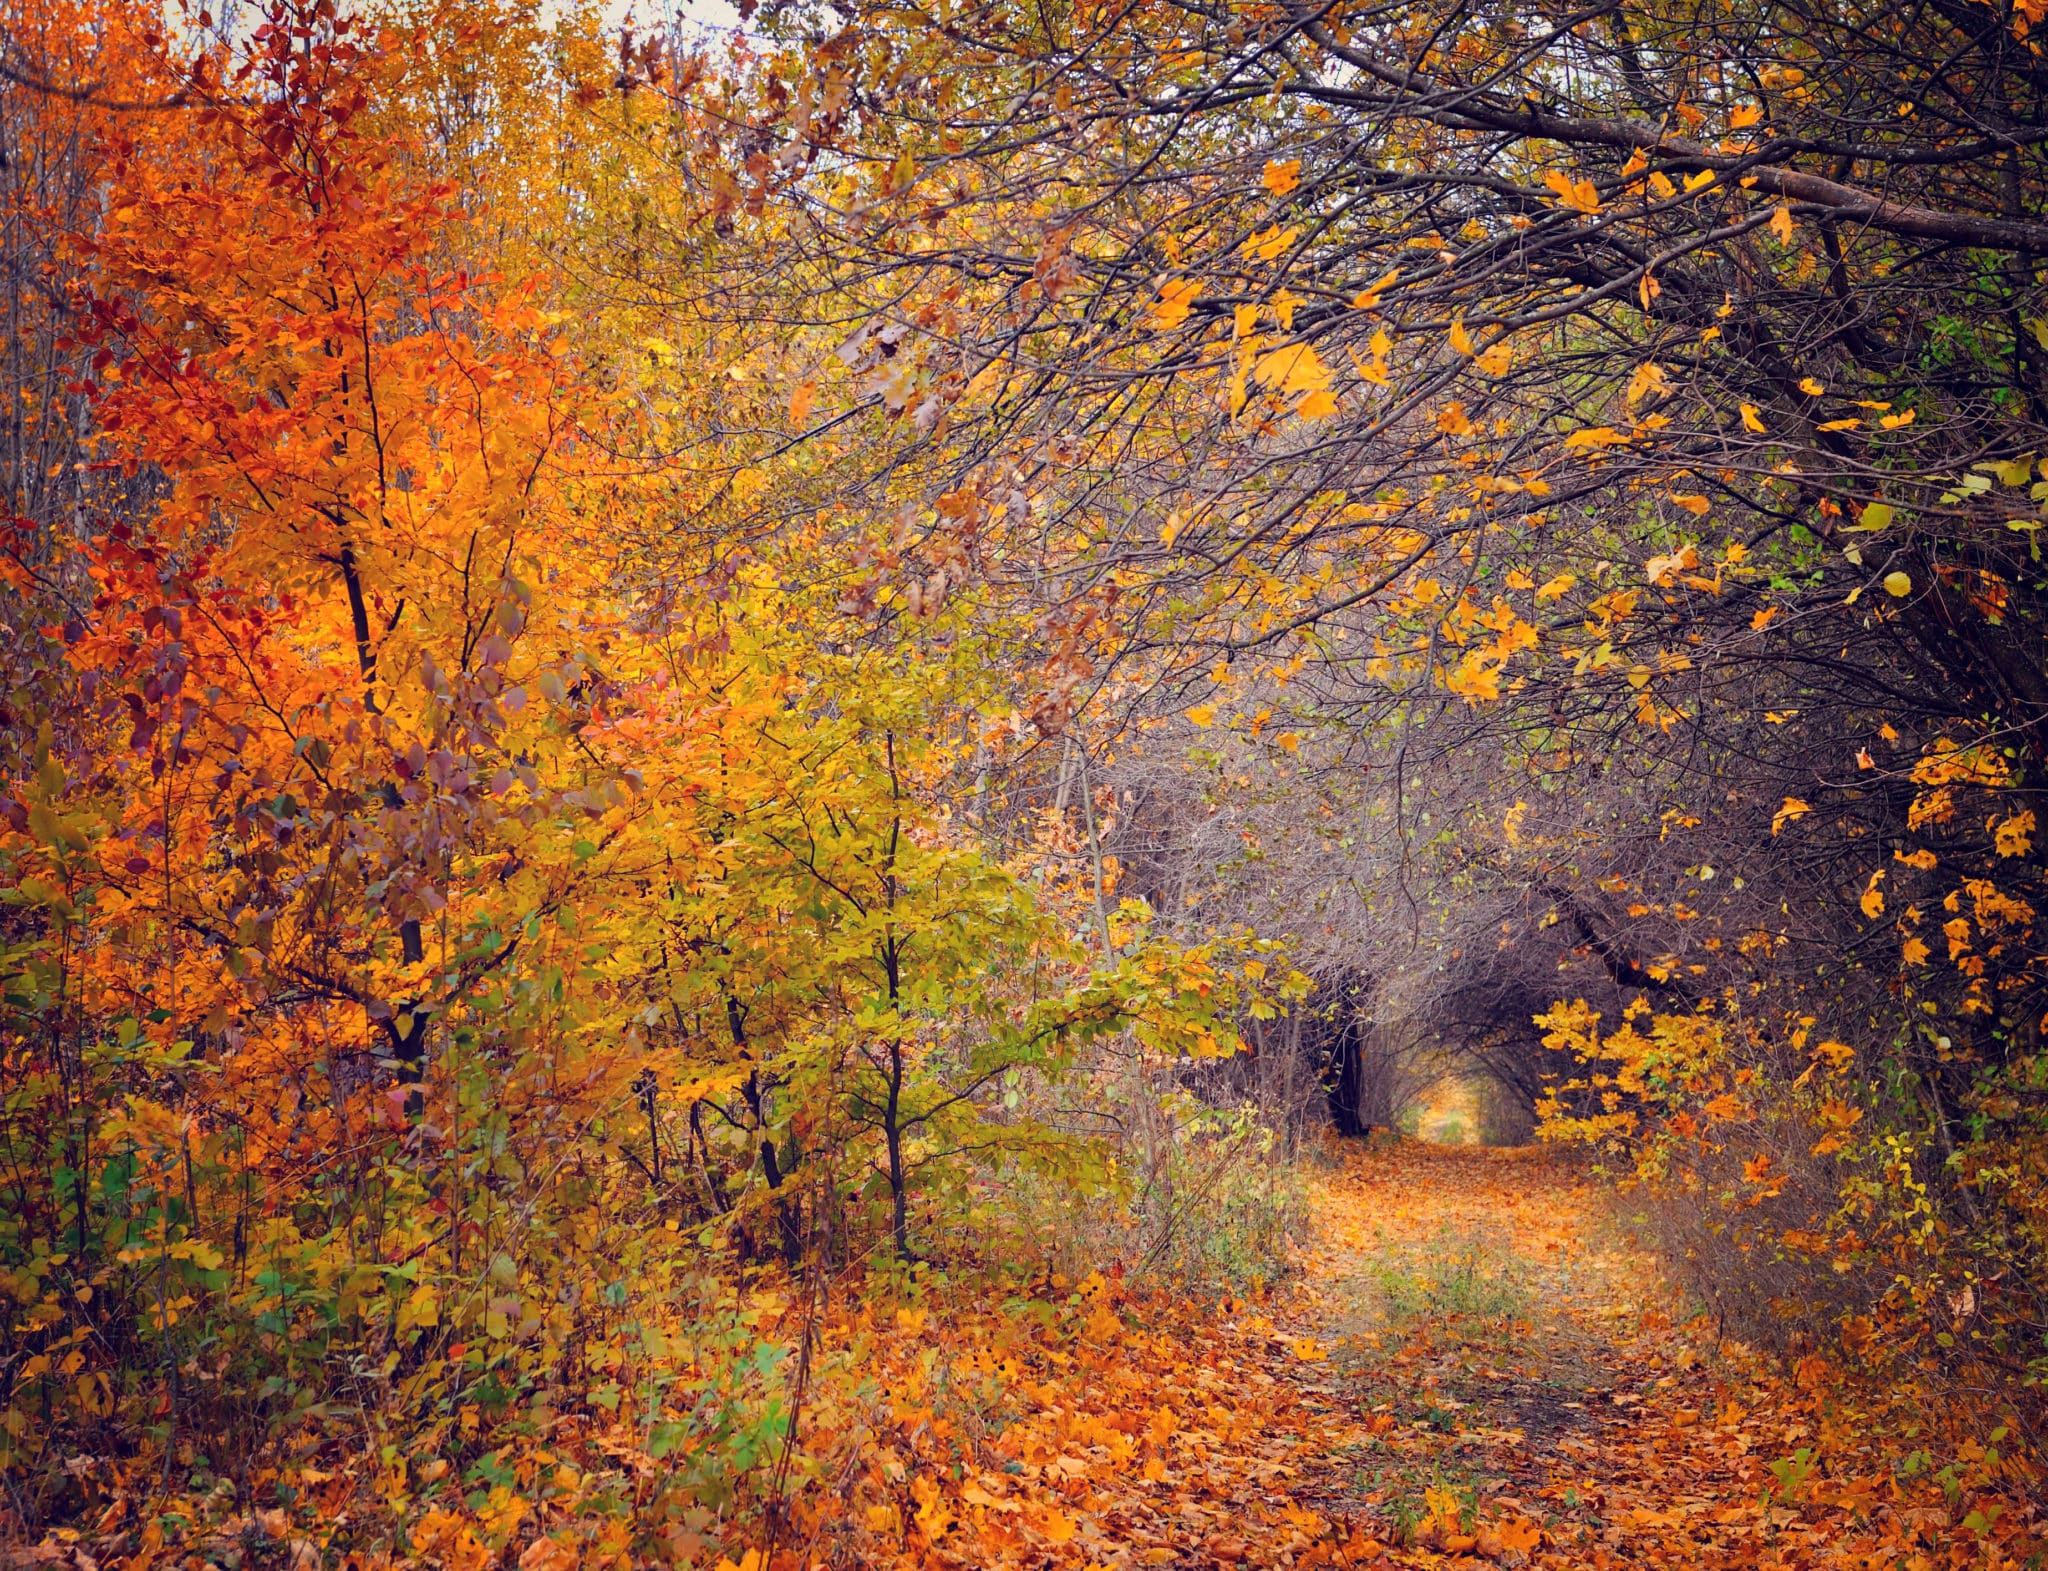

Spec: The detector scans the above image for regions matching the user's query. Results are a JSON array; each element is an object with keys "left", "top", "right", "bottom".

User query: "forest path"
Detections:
[
  {"left": 927, "top": 1141, "right": 1974, "bottom": 1568},
  {"left": 1274, "top": 1140, "right": 1799, "bottom": 1567}
]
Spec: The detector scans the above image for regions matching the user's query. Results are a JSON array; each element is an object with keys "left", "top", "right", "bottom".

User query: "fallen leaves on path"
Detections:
[
  {"left": 824, "top": 1141, "right": 2043, "bottom": 1569},
  {"left": 36, "top": 1143, "right": 2030, "bottom": 1571}
]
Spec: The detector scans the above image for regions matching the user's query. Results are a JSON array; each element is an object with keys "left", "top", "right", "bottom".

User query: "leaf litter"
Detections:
[{"left": 820, "top": 1141, "right": 2041, "bottom": 1569}]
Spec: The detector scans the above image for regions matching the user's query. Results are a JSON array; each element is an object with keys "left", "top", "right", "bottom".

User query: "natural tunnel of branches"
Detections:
[{"left": 2, "top": 0, "right": 2046, "bottom": 1561}]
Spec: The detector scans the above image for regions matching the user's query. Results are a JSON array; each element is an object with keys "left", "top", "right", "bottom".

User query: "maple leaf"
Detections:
[
  {"left": 1246, "top": 224, "right": 1299, "bottom": 261},
  {"left": 1492, "top": 1516, "right": 1544, "bottom": 1553},
  {"left": 1253, "top": 343, "right": 1330, "bottom": 397},
  {"left": 1772, "top": 797, "right": 1812, "bottom": 834},
  {"left": 1151, "top": 277, "right": 1200, "bottom": 329},
  {"left": 1995, "top": 809, "right": 2036, "bottom": 857},
  {"left": 1564, "top": 425, "right": 1630, "bottom": 450},
  {"left": 1350, "top": 268, "right": 1399, "bottom": 308},
  {"left": 1543, "top": 169, "right": 1601, "bottom": 213},
  {"left": 1261, "top": 158, "right": 1302, "bottom": 195},
  {"left": 1625, "top": 361, "right": 1670, "bottom": 403}
]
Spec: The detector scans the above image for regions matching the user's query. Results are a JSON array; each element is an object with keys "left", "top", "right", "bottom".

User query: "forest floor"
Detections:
[{"left": 898, "top": 1140, "right": 2040, "bottom": 1570}]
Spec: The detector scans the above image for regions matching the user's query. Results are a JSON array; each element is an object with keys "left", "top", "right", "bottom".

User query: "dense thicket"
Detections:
[
  {"left": 0, "top": 2, "right": 1294, "bottom": 1555},
  {"left": 678, "top": 0, "right": 2048, "bottom": 1426}
]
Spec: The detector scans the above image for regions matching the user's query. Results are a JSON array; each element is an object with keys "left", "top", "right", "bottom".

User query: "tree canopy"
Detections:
[{"left": 1, "top": 0, "right": 2045, "bottom": 1562}]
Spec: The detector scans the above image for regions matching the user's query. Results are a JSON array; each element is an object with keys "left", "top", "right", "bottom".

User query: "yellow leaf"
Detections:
[
  {"left": 1995, "top": 809, "right": 2036, "bottom": 857},
  {"left": 1813, "top": 1040, "right": 1855, "bottom": 1073},
  {"left": 1771, "top": 797, "right": 1811, "bottom": 834},
  {"left": 963, "top": 359, "right": 1005, "bottom": 401},
  {"left": 1880, "top": 409, "right": 1916, "bottom": 429},
  {"left": 1730, "top": 102, "right": 1763, "bottom": 128},
  {"left": 1564, "top": 426, "right": 1629, "bottom": 450},
  {"left": 1445, "top": 650, "right": 1502, "bottom": 701},
  {"left": 1449, "top": 317, "right": 1475, "bottom": 356},
  {"left": 1296, "top": 389, "right": 1337, "bottom": 419},
  {"left": 1247, "top": 224, "right": 1299, "bottom": 261},
  {"left": 1535, "top": 572, "right": 1576, "bottom": 601},
  {"left": 1475, "top": 342, "right": 1513, "bottom": 376},
  {"left": 1036, "top": 1507, "right": 1077, "bottom": 1544},
  {"left": 1543, "top": 169, "right": 1601, "bottom": 213},
  {"left": 1350, "top": 268, "right": 1400, "bottom": 309},
  {"left": 1740, "top": 403, "right": 1767, "bottom": 433},
  {"left": 1261, "top": 158, "right": 1302, "bottom": 196},
  {"left": 1903, "top": 936, "right": 1930, "bottom": 965},
  {"left": 914, "top": 1490, "right": 954, "bottom": 1538},
  {"left": 1151, "top": 278, "right": 1200, "bottom": 330},
  {"left": 1769, "top": 204, "right": 1795, "bottom": 244},
  {"left": 399, "top": 1282, "right": 439, "bottom": 1330},
  {"left": 1799, "top": 376, "right": 1826, "bottom": 395},
  {"left": 1683, "top": 169, "right": 1716, "bottom": 193},
  {"left": 1817, "top": 417, "right": 1861, "bottom": 432},
  {"left": 1860, "top": 870, "right": 1886, "bottom": 919},
  {"left": 1645, "top": 544, "right": 1698, "bottom": 584},
  {"left": 1494, "top": 1518, "right": 1544, "bottom": 1554},
  {"left": 1626, "top": 362, "right": 1669, "bottom": 404},
  {"left": 788, "top": 380, "right": 816, "bottom": 424},
  {"left": 1253, "top": 342, "right": 1330, "bottom": 396},
  {"left": 1883, "top": 571, "right": 1912, "bottom": 597},
  {"left": 1187, "top": 705, "right": 1216, "bottom": 728},
  {"left": 1506, "top": 567, "right": 1535, "bottom": 590}
]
